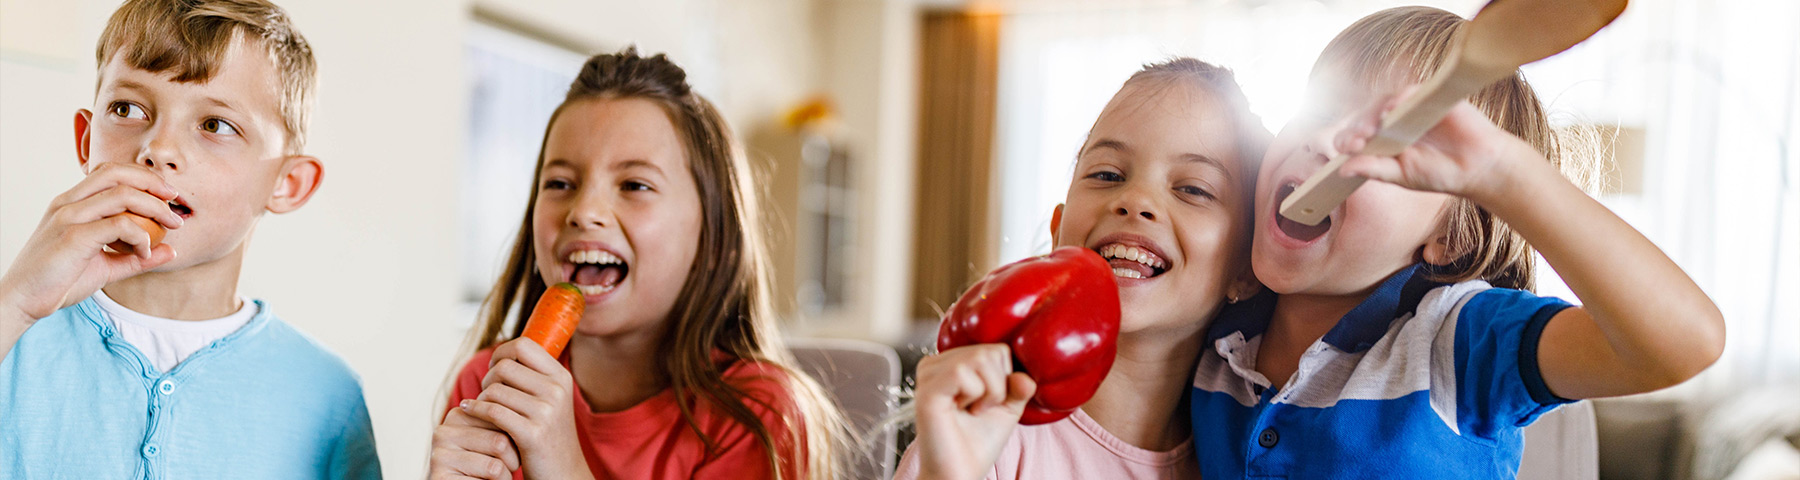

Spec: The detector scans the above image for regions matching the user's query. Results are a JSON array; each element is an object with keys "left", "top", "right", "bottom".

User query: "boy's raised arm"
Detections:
[
  {"left": 1475, "top": 142, "right": 1725, "bottom": 400},
  {"left": 1337, "top": 98, "right": 1726, "bottom": 400}
]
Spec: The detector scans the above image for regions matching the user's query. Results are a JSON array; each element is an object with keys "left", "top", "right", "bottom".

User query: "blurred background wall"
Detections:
[{"left": 2, "top": 0, "right": 1794, "bottom": 478}]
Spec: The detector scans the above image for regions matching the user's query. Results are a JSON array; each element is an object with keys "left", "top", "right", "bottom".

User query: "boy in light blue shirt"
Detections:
[{"left": 0, "top": 0, "right": 379, "bottom": 477}]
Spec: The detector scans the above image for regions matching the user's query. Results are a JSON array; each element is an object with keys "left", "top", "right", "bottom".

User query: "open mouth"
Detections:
[
  {"left": 1097, "top": 243, "right": 1168, "bottom": 280},
  {"left": 1274, "top": 182, "right": 1330, "bottom": 242},
  {"left": 168, "top": 197, "right": 193, "bottom": 219},
  {"left": 565, "top": 249, "right": 628, "bottom": 296}
]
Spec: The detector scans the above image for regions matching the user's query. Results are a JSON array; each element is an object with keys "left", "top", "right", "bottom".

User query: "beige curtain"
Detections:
[{"left": 911, "top": 12, "right": 1000, "bottom": 320}]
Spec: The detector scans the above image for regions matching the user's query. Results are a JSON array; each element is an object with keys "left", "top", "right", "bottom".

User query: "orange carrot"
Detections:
[
  {"left": 107, "top": 213, "right": 165, "bottom": 254},
  {"left": 521, "top": 282, "right": 584, "bottom": 358}
]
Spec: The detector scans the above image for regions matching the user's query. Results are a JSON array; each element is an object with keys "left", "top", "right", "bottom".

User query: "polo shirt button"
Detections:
[
  {"left": 157, "top": 380, "right": 175, "bottom": 395},
  {"left": 1258, "top": 427, "right": 1279, "bottom": 448},
  {"left": 143, "top": 443, "right": 159, "bottom": 457}
]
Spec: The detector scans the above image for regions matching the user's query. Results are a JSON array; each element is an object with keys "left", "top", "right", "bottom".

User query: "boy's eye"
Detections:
[
  {"left": 201, "top": 118, "right": 239, "bottom": 136},
  {"left": 109, "top": 102, "right": 148, "bottom": 120},
  {"left": 621, "top": 180, "right": 653, "bottom": 192},
  {"left": 1086, "top": 171, "right": 1123, "bottom": 182}
]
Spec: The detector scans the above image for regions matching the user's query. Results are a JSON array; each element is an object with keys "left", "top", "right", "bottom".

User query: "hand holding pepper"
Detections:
[{"left": 934, "top": 246, "right": 1121, "bottom": 425}]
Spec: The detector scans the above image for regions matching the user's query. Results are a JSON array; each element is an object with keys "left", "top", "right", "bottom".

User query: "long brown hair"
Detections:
[
  {"left": 1316, "top": 6, "right": 1596, "bottom": 291},
  {"left": 461, "top": 46, "right": 845, "bottom": 480}
]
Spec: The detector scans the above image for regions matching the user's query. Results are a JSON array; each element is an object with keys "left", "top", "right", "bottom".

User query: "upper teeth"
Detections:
[
  {"left": 567, "top": 250, "right": 623, "bottom": 265},
  {"left": 1099, "top": 244, "right": 1167, "bottom": 270}
]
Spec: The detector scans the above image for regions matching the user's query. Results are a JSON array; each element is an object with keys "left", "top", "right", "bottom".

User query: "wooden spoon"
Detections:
[{"left": 1278, "top": 0, "right": 1630, "bottom": 226}]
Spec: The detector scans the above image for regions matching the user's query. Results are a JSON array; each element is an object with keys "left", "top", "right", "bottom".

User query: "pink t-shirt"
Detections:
[{"left": 893, "top": 407, "right": 1200, "bottom": 480}]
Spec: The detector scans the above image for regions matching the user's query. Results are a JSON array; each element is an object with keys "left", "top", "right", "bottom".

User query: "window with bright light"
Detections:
[{"left": 460, "top": 20, "right": 587, "bottom": 311}]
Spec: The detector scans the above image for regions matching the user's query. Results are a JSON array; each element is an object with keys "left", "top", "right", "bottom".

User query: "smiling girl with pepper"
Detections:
[{"left": 895, "top": 58, "right": 1268, "bottom": 480}]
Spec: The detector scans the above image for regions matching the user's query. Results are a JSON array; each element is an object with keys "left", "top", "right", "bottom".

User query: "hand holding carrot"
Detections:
[
  {"left": 460, "top": 338, "right": 590, "bottom": 479},
  {"left": 438, "top": 283, "right": 590, "bottom": 479},
  {"left": 0, "top": 162, "right": 182, "bottom": 359},
  {"left": 428, "top": 407, "right": 520, "bottom": 480}
]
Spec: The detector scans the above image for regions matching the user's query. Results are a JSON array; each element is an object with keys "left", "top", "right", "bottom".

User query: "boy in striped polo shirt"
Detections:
[{"left": 1190, "top": 6, "right": 1724, "bottom": 478}]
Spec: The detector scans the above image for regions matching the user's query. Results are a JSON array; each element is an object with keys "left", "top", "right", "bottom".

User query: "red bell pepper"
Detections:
[{"left": 935, "top": 246, "right": 1121, "bottom": 425}]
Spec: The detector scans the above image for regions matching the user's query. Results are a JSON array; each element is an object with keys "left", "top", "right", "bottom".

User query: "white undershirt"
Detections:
[{"left": 93, "top": 290, "right": 256, "bottom": 373}]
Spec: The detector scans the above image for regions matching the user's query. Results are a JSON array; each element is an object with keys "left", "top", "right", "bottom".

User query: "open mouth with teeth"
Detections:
[
  {"left": 566, "top": 249, "right": 629, "bottom": 296},
  {"left": 1274, "top": 182, "right": 1330, "bottom": 242},
  {"left": 1098, "top": 243, "right": 1168, "bottom": 279}
]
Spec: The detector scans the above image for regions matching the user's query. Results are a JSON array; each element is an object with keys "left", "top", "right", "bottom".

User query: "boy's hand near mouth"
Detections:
[
  {"left": 1, "top": 162, "right": 183, "bottom": 356},
  {"left": 0, "top": 1, "right": 379, "bottom": 477}
]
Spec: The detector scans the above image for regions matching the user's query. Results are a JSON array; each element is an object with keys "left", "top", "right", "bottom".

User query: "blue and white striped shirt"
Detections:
[{"left": 1189, "top": 264, "right": 1574, "bottom": 478}]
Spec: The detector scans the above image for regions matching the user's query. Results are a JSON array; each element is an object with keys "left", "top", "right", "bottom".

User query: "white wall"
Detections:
[{"left": 0, "top": 0, "right": 920, "bottom": 477}]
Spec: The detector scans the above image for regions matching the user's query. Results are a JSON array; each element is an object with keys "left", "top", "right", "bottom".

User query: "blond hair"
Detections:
[
  {"left": 1317, "top": 6, "right": 1594, "bottom": 291},
  {"left": 464, "top": 47, "right": 847, "bottom": 480},
  {"left": 97, "top": 0, "right": 317, "bottom": 153}
]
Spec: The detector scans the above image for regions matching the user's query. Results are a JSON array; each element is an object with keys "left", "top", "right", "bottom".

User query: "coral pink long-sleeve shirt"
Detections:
[{"left": 445, "top": 348, "right": 805, "bottom": 480}]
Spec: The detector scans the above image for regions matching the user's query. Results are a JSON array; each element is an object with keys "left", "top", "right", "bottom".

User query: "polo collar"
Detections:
[{"left": 1207, "top": 264, "right": 1445, "bottom": 353}]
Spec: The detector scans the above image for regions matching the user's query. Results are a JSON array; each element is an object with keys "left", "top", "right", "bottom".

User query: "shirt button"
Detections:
[
  {"left": 1258, "top": 427, "right": 1279, "bottom": 448},
  {"left": 157, "top": 380, "right": 175, "bottom": 395},
  {"left": 143, "top": 443, "right": 159, "bottom": 457}
]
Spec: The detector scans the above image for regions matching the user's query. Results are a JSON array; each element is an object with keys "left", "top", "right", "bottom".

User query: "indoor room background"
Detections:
[{"left": 1, "top": 0, "right": 1794, "bottom": 478}]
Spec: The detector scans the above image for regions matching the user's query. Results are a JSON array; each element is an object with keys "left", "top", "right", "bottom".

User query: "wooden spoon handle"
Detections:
[{"left": 1279, "top": 0, "right": 1628, "bottom": 226}]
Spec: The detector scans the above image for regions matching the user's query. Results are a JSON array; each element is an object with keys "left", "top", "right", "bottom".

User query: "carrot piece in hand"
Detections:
[
  {"left": 107, "top": 213, "right": 165, "bottom": 254},
  {"left": 521, "top": 282, "right": 584, "bottom": 358}
]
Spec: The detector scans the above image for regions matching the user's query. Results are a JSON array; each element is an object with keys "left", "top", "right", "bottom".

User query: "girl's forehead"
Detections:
[
  {"left": 1085, "top": 80, "right": 1243, "bottom": 167},
  {"left": 544, "top": 98, "right": 688, "bottom": 169}
]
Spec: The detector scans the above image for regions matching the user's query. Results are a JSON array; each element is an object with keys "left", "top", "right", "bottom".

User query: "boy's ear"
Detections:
[
  {"left": 1049, "top": 204, "right": 1065, "bottom": 245},
  {"left": 266, "top": 155, "right": 324, "bottom": 214},
  {"left": 74, "top": 109, "right": 94, "bottom": 171},
  {"left": 1421, "top": 231, "right": 1456, "bottom": 267}
]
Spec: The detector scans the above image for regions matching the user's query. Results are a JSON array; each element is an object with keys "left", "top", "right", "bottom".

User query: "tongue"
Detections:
[
  {"left": 573, "top": 265, "right": 624, "bottom": 287},
  {"left": 1274, "top": 183, "right": 1330, "bottom": 241},
  {"left": 1107, "top": 258, "right": 1155, "bottom": 278},
  {"left": 1277, "top": 214, "right": 1331, "bottom": 242}
]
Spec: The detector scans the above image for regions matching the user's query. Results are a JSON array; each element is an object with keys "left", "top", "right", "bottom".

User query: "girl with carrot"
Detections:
[{"left": 427, "top": 47, "right": 846, "bottom": 480}]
